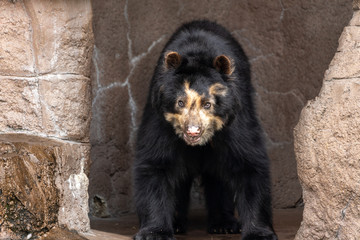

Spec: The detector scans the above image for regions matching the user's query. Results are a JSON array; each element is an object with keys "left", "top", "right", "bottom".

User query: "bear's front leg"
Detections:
[
  {"left": 133, "top": 165, "right": 176, "bottom": 240},
  {"left": 235, "top": 163, "right": 278, "bottom": 240}
]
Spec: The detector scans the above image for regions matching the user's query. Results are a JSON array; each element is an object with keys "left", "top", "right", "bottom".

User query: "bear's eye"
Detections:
[
  {"left": 178, "top": 100, "right": 185, "bottom": 107},
  {"left": 204, "top": 102, "right": 211, "bottom": 109}
]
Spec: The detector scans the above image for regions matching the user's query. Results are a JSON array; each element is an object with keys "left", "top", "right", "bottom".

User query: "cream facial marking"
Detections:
[{"left": 164, "top": 81, "right": 226, "bottom": 146}]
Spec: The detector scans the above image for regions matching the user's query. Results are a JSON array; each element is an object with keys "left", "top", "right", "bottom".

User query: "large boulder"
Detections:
[{"left": 294, "top": 7, "right": 360, "bottom": 240}]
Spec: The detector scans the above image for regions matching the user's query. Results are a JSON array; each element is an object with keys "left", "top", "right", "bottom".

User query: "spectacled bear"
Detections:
[{"left": 133, "top": 20, "right": 277, "bottom": 240}]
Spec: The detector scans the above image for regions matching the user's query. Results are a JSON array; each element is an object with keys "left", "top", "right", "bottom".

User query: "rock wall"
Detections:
[
  {"left": 90, "top": 0, "right": 353, "bottom": 216},
  {"left": 295, "top": 2, "right": 360, "bottom": 239},
  {"left": 0, "top": 0, "right": 93, "bottom": 239}
]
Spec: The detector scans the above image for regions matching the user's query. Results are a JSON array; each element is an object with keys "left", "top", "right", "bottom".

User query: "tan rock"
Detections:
[
  {"left": 350, "top": 10, "right": 360, "bottom": 25},
  {"left": 39, "top": 75, "right": 91, "bottom": 142},
  {"left": 0, "top": 76, "right": 91, "bottom": 142},
  {"left": 0, "top": 77, "right": 42, "bottom": 132},
  {"left": 325, "top": 49, "right": 360, "bottom": 81},
  {"left": 0, "top": 1, "right": 35, "bottom": 76},
  {"left": 337, "top": 26, "right": 360, "bottom": 52},
  {"left": 295, "top": 7, "right": 360, "bottom": 239},
  {"left": 0, "top": 0, "right": 93, "bottom": 77},
  {"left": 23, "top": 0, "right": 93, "bottom": 77},
  {"left": 295, "top": 80, "right": 360, "bottom": 239},
  {"left": 54, "top": 140, "right": 91, "bottom": 232}
]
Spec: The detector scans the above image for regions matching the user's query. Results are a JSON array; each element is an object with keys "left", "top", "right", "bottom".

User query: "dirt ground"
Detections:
[{"left": 84, "top": 208, "right": 303, "bottom": 240}]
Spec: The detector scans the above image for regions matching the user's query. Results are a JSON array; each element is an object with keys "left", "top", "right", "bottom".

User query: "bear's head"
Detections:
[{"left": 152, "top": 51, "right": 237, "bottom": 146}]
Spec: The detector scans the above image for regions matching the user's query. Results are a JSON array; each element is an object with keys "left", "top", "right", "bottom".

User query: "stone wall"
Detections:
[
  {"left": 295, "top": 2, "right": 360, "bottom": 239},
  {"left": 90, "top": 0, "right": 353, "bottom": 216},
  {"left": 0, "top": 1, "right": 93, "bottom": 239},
  {"left": 89, "top": 0, "right": 353, "bottom": 216}
]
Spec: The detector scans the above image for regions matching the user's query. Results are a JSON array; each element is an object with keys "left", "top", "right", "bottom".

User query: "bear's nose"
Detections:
[{"left": 186, "top": 126, "right": 201, "bottom": 137}]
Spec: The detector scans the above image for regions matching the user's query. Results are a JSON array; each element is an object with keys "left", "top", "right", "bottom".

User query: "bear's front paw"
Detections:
[
  {"left": 207, "top": 216, "right": 240, "bottom": 234},
  {"left": 134, "top": 230, "right": 175, "bottom": 240}
]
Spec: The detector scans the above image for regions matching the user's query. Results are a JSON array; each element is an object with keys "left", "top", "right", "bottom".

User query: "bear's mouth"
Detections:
[{"left": 183, "top": 133, "right": 201, "bottom": 145}]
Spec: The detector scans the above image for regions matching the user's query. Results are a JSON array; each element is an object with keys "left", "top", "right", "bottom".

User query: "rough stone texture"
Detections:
[
  {"left": 90, "top": 0, "right": 353, "bottom": 215},
  {"left": 0, "top": 77, "right": 42, "bottom": 132},
  {"left": 0, "top": 0, "right": 93, "bottom": 77},
  {"left": 39, "top": 227, "right": 88, "bottom": 240},
  {"left": 0, "top": 0, "right": 93, "bottom": 238},
  {"left": 0, "top": 1, "right": 35, "bottom": 76},
  {"left": 294, "top": 7, "right": 360, "bottom": 240},
  {"left": 23, "top": 0, "right": 93, "bottom": 77},
  {"left": 0, "top": 135, "right": 91, "bottom": 239},
  {"left": 39, "top": 75, "right": 91, "bottom": 142},
  {"left": 0, "top": 138, "right": 59, "bottom": 239},
  {"left": 0, "top": 75, "right": 91, "bottom": 142},
  {"left": 55, "top": 140, "right": 91, "bottom": 233},
  {"left": 0, "top": 0, "right": 92, "bottom": 142}
]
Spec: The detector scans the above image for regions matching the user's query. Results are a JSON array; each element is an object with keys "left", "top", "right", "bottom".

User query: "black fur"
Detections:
[{"left": 133, "top": 20, "right": 277, "bottom": 240}]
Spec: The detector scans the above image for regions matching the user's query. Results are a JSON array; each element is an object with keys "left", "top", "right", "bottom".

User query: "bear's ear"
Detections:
[
  {"left": 213, "top": 55, "right": 234, "bottom": 75},
  {"left": 164, "top": 51, "right": 182, "bottom": 70}
]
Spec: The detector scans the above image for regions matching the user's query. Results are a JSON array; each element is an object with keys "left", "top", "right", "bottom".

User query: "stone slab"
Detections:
[
  {"left": 0, "top": 77, "right": 42, "bottom": 132},
  {"left": 0, "top": 1, "right": 35, "bottom": 76},
  {"left": 0, "top": 0, "right": 93, "bottom": 77},
  {"left": 294, "top": 79, "right": 360, "bottom": 239},
  {"left": 39, "top": 75, "right": 91, "bottom": 142},
  {"left": 0, "top": 75, "right": 91, "bottom": 142},
  {"left": 23, "top": 0, "right": 93, "bottom": 77}
]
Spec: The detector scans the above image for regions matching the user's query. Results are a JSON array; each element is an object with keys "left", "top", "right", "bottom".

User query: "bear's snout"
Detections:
[
  {"left": 183, "top": 125, "right": 202, "bottom": 145},
  {"left": 186, "top": 125, "right": 201, "bottom": 137}
]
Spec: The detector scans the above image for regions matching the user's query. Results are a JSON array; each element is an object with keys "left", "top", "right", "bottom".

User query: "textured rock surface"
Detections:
[
  {"left": 0, "top": 75, "right": 91, "bottom": 142},
  {"left": 23, "top": 0, "right": 93, "bottom": 77},
  {"left": 55, "top": 140, "right": 91, "bottom": 233},
  {"left": 0, "top": 138, "right": 59, "bottom": 239},
  {"left": 39, "top": 227, "right": 88, "bottom": 240},
  {"left": 0, "top": 1, "right": 35, "bottom": 76},
  {"left": 0, "top": 0, "right": 92, "bottom": 142},
  {"left": 0, "top": 0, "right": 93, "bottom": 238},
  {"left": 39, "top": 75, "right": 91, "bottom": 142},
  {"left": 294, "top": 6, "right": 360, "bottom": 240},
  {"left": 90, "top": 0, "right": 353, "bottom": 215},
  {"left": 0, "top": 0, "right": 93, "bottom": 77},
  {"left": 0, "top": 135, "right": 91, "bottom": 239}
]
